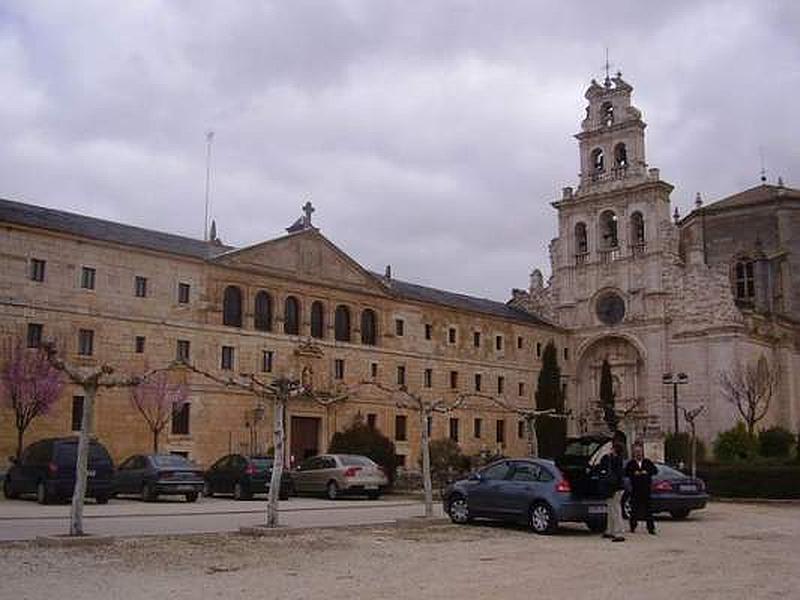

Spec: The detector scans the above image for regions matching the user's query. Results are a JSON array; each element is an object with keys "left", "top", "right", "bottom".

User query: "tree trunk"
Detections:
[
  {"left": 527, "top": 417, "right": 538, "bottom": 458},
  {"left": 152, "top": 428, "right": 159, "bottom": 454},
  {"left": 419, "top": 410, "right": 433, "bottom": 518},
  {"left": 265, "top": 397, "right": 285, "bottom": 528},
  {"left": 16, "top": 427, "right": 25, "bottom": 460},
  {"left": 690, "top": 425, "right": 697, "bottom": 479},
  {"left": 70, "top": 384, "right": 95, "bottom": 536}
]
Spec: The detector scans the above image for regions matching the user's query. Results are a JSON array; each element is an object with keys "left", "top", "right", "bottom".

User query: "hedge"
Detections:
[{"left": 697, "top": 463, "right": 800, "bottom": 499}]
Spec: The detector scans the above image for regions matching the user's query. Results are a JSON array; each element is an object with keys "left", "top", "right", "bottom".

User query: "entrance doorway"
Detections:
[{"left": 290, "top": 416, "right": 321, "bottom": 466}]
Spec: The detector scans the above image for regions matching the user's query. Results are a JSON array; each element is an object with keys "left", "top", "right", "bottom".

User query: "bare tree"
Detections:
[
  {"left": 682, "top": 405, "right": 705, "bottom": 478},
  {"left": 130, "top": 371, "right": 188, "bottom": 453},
  {"left": 0, "top": 344, "right": 64, "bottom": 459},
  {"left": 719, "top": 355, "right": 780, "bottom": 435}
]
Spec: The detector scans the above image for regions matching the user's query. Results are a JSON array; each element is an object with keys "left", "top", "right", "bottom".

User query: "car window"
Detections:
[
  {"left": 324, "top": 457, "right": 338, "bottom": 469},
  {"left": 152, "top": 455, "right": 191, "bottom": 468},
  {"left": 510, "top": 462, "right": 540, "bottom": 482},
  {"left": 233, "top": 456, "right": 247, "bottom": 470},
  {"left": 339, "top": 455, "right": 375, "bottom": 467},
  {"left": 118, "top": 456, "right": 136, "bottom": 470},
  {"left": 133, "top": 456, "right": 149, "bottom": 470},
  {"left": 656, "top": 464, "right": 685, "bottom": 479},
  {"left": 250, "top": 457, "right": 274, "bottom": 469},
  {"left": 482, "top": 461, "right": 511, "bottom": 480},
  {"left": 24, "top": 441, "right": 49, "bottom": 465},
  {"left": 298, "top": 457, "right": 316, "bottom": 471}
]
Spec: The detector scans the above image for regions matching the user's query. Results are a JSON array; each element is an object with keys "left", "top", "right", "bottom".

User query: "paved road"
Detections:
[{"left": 0, "top": 495, "right": 443, "bottom": 541}]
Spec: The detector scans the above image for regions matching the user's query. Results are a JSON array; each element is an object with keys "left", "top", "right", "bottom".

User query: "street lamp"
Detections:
[{"left": 662, "top": 372, "right": 689, "bottom": 434}]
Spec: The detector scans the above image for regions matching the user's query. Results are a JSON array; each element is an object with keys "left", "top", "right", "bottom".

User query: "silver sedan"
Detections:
[{"left": 290, "top": 454, "right": 388, "bottom": 500}]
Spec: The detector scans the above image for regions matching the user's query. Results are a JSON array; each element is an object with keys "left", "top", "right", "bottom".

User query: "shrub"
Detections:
[
  {"left": 422, "top": 438, "right": 471, "bottom": 488},
  {"left": 713, "top": 423, "right": 758, "bottom": 462},
  {"left": 758, "top": 426, "right": 795, "bottom": 458},
  {"left": 698, "top": 463, "right": 800, "bottom": 499},
  {"left": 328, "top": 415, "right": 399, "bottom": 485},
  {"left": 664, "top": 432, "right": 706, "bottom": 466}
]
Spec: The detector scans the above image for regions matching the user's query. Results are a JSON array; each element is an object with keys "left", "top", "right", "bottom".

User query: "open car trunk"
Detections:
[{"left": 556, "top": 435, "right": 612, "bottom": 499}]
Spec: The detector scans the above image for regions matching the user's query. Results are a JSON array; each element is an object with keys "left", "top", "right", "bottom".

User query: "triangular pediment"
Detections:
[{"left": 211, "top": 229, "right": 389, "bottom": 294}]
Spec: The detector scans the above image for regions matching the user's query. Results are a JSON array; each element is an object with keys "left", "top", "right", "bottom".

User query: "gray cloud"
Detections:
[{"left": 1, "top": 0, "right": 798, "bottom": 299}]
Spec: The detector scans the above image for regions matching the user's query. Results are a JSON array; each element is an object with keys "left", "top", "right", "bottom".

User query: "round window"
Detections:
[{"left": 596, "top": 293, "right": 625, "bottom": 326}]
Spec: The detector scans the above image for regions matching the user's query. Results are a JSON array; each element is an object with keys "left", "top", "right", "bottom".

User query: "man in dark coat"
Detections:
[{"left": 625, "top": 441, "right": 658, "bottom": 534}]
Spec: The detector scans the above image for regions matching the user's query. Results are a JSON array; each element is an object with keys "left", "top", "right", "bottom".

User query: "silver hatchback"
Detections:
[{"left": 291, "top": 454, "right": 388, "bottom": 500}]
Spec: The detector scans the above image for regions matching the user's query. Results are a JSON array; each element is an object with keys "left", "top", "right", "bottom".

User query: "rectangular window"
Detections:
[
  {"left": 71, "top": 396, "right": 84, "bottom": 432},
  {"left": 536, "top": 342, "right": 542, "bottom": 358},
  {"left": 517, "top": 336, "right": 523, "bottom": 350},
  {"left": 395, "top": 415, "right": 407, "bottom": 441},
  {"left": 135, "top": 336, "right": 146, "bottom": 354},
  {"left": 396, "top": 365, "right": 406, "bottom": 386},
  {"left": 474, "top": 373, "right": 482, "bottom": 392},
  {"left": 424, "top": 324, "right": 432, "bottom": 340},
  {"left": 27, "top": 323, "right": 43, "bottom": 348},
  {"left": 473, "top": 417, "right": 482, "bottom": 439},
  {"left": 424, "top": 368, "right": 433, "bottom": 388},
  {"left": 518, "top": 420, "right": 526, "bottom": 439},
  {"left": 450, "top": 370, "right": 458, "bottom": 389},
  {"left": 497, "top": 376, "right": 505, "bottom": 395},
  {"left": 370, "top": 362, "right": 378, "bottom": 379},
  {"left": 448, "top": 327, "right": 457, "bottom": 344},
  {"left": 221, "top": 346, "right": 235, "bottom": 370},
  {"left": 176, "top": 339, "right": 190, "bottom": 362},
  {"left": 473, "top": 331, "right": 481, "bottom": 348},
  {"left": 496, "top": 419, "right": 505, "bottom": 444},
  {"left": 367, "top": 413, "right": 377, "bottom": 429},
  {"left": 178, "top": 283, "right": 191, "bottom": 304},
  {"left": 134, "top": 276, "right": 148, "bottom": 298},
  {"left": 30, "top": 259, "right": 46, "bottom": 282},
  {"left": 449, "top": 418, "right": 459, "bottom": 442},
  {"left": 78, "top": 329, "right": 94, "bottom": 356},
  {"left": 80, "top": 266, "right": 95, "bottom": 290},
  {"left": 334, "top": 358, "right": 345, "bottom": 380},
  {"left": 395, "top": 319, "right": 404, "bottom": 336},
  {"left": 261, "top": 350, "right": 274, "bottom": 373},
  {"left": 396, "top": 454, "right": 406, "bottom": 467},
  {"left": 426, "top": 415, "right": 433, "bottom": 437},
  {"left": 172, "top": 402, "right": 190, "bottom": 435},
  {"left": 564, "top": 347, "right": 569, "bottom": 361},
  {"left": 495, "top": 335, "right": 503, "bottom": 351},
  {"left": 518, "top": 382, "right": 525, "bottom": 397}
]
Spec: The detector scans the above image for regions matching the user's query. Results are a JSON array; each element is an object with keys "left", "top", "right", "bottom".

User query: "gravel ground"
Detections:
[{"left": 1, "top": 502, "right": 798, "bottom": 600}]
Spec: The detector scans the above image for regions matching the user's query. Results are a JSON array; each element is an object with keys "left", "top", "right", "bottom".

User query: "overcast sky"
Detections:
[{"left": 1, "top": 1, "right": 798, "bottom": 300}]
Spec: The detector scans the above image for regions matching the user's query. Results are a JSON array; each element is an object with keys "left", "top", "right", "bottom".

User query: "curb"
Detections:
[
  {"left": 711, "top": 497, "right": 800, "bottom": 505},
  {"left": 239, "top": 517, "right": 450, "bottom": 537},
  {"left": 35, "top": 534, "right": 115, "bottom": 548}
]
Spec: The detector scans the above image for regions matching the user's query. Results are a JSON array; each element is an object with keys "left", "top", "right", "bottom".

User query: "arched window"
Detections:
[
  {"left": 334, "top": 305, "right": 351, "bottom": 342},
  {"left": 630, "top": 212, "right": 645, "bottom": 245},
  {"left": 222, "top": 285, "right": 243, "bottom": 327},
  {"left": 310, "top": 301, "right": 325, "bottom": 339},
  {"left": 591, "top": 148, "right": 605, "bottom": 173},
  {"left": 599, "top": 210, "right": 618, "bottom": 249},
  {"left": 600, "top": 101, "right": 614, "bottom": 126},
  {"left": 254, "top": 291, "right": 272, "bottom": 331},
  {"left": 575, "top": 222, "right": 588, "bottom": 254},
  {"left": 614, "top": 143, "right": 628, "bottom": 168},
  {"left": 734, "top": 259, "right": 755, "bottom": 301},
  {"left": 361, "top": 309, "right": 377, "bottom": 346},
  {"left": 284, "top": 296, "right": 300, "bottom": 335}
]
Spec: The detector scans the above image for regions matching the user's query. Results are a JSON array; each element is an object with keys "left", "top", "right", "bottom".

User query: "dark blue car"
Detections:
[
  {"left": 114, "top": 454, "right": 204, "bottom": 502},
  {"left": 203, "top": 454, "right": 291, "bottom": 501},
  {"left": 622, "top": 463, "right": 709, "bottom": 520},
  {"left": 443, "top": 458, "right": 609, "bottom": 534},
  {"left": 3, "top": 437, "right": 114, "bottom": 504}
]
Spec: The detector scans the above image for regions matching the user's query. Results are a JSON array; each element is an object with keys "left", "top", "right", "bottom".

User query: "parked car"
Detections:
[
  {"left": 114, "top": 454, "right": 204, "bottom": 502},
  {"left": 443, "top": 458, "right": 609, "bottom": 534},
  {"left": 2, "top": 437, "right": 114, "bottom": 504},
  {"left": 291, "top": 454, "right": 388, "bottom": 500},
  {"left": 622, "top": 463, "right": 708, "bottom": 520},
  {"left": 203, "top": 454, "right": 291, "bottom": 500}
]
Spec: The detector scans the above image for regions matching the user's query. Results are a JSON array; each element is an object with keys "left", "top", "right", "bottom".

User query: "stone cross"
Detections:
[{"left": 302, "top": 200, "right": 315, "bottom": 227}]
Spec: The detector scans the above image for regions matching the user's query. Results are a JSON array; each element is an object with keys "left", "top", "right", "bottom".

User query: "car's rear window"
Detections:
[
  {"left": 250, "top": 457, "right": 274, "bottom": 468},
  {"left": 339, "top": 455, "right": 375, "bottom": 467},
  {"left": 55, "top": 442, "right": 112, "bottom": 465},
  {"left": 563, "top": 439, "right": 604, "bottom": 458},
  {"left": 152, "top": 455, "right": 193, "bottom": 468},
  {"left": 657, "top": 464, "right": 687, "bottom": 479}
]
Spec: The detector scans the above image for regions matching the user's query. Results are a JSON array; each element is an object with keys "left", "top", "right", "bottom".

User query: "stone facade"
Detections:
[{"left": 0, "top": 202, "right": 568, "bottom": 469}]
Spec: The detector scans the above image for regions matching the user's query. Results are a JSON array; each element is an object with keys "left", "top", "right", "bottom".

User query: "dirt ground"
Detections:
[{"left": 1, "top": 502, "right": 798, "bottom": 600}]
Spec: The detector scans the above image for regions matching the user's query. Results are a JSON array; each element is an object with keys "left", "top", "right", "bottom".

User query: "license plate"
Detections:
[
  {"left": 680, "top": 484, "right": 697, "bottom": 492},
  {"left": 176, "top": 486, "right": 195, "bottom": 492},
  {"left": 87, "top": 469, "right": 96, "bottom": 477},
  {"left": 588, "top": 505, "right": 607, "bottom": 514},
  {"left": 365, "top": 485, "right": 378, "bottom": 490}
]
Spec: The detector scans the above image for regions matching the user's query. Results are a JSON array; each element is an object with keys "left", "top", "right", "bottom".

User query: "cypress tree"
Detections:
[
  {"left": 534, "top": 340, "right": 566, "bottom": 458},
  {"left": 599, "top": 358, "right": 618, "bottom": 432}
]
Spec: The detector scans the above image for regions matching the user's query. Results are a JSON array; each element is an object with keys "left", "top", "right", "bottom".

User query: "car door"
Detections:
[
  {"left": 21, "top": 441, "right": 49, "bottom": 494},
  {"left": 468, "top": 461, "right": 512, "bottom": 517},
  {"left": 14, "top": 442, "right": 39, "bottom": 495},
  {"left": 498, "top": 461, "right": 545, "bottom": 517},
  {"left": 294, "top": 457, "right": 316, "bottom": 493},
  {"left": 115, "top": 456, "right": 136, "bottom": 494},
  {"left": 129, "top": 455, "right": 150, "bottom": 492},
  {"left": 207, "top": 456, "right": 229, "bottom": 493}
]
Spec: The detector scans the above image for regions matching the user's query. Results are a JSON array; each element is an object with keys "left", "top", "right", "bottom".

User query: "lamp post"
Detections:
[{"left": 662, "top": 372, "right": 689, "bottom": 434}]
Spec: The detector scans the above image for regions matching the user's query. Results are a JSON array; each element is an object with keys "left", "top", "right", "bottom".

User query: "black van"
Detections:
[{"left": 3, "top": 437, "right": 114, "bottom": 504}]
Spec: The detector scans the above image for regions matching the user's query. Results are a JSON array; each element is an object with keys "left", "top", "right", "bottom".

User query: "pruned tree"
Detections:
[
  {"left": 682, "top": 405, "right": 705, "bottom": 478},
  {"left": 534, "top": 340, "right": 566, "bottom": 458},
  {"left": 0, "top": 344, "right": 65, "bottom": 459},
  {"left": 130, "top": 371, "right": 188, "bottom": 453},
  {"left": 599, "top": 358, "right": 618, "bottom": 432},
  {"left": 719, "top": 355, "right": 780, "bottom": 435}
]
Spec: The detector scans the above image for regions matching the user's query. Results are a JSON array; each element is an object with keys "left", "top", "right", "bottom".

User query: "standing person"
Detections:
[
  {"left": 600, "top": 431, "right": 626, "bottom": 542},
  {"left": 625, "top": 441, "right": 658, "bottom": 535}
]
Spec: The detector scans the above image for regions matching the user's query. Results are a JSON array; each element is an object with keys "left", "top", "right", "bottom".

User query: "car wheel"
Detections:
[
  {"left": 234, "top": 482, "right": 251, "bottom": 501},
  {"left": 585, "top": 518, "right": 607, "bottom": 533},
  {"left": 185, "top": 492, "right": 199, "bottom": 503},
  {"left": 95, "top": 494, "right": 109, "bottom": 505},
  {"left": 621, "top": 493, "right": 632, "bottom": 520},
  {"left": 326, "top": 481, "right": 339, "bottom": 501},
  {"left": 3, "top": 478, "right": 19, "bottom": 500},
  {"left": 36, "top": 481, "right": 51, "bottom": 505},
  {"left": 202, "top": 481, "right": 214, "bottom": 498},
  {"left": 447, "top": 495, "right": 471, "bottom": 525},
  {"left": 141, "top": 483, "right": 157, "bottom": 502},
  {"left": 529, "top": 502, "right": 557, "bottom": 535},
  {"left": 670, "top": 509, "right": 690, "bottom": 520}
]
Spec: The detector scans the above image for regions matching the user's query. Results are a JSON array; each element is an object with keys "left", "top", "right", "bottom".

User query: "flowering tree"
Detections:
[
  {"left": 0, "top": 344, "right": 64, "bottom": 459},
  {"left": 131, "top": 371, "right": 188, "bottom": 453}
]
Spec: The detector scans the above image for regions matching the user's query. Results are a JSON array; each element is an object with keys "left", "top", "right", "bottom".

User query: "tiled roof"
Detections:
[
  {"left": 0, "top": 197, "right": 232, "bottom": 259},
  {"left": 698, "top": 184, "right": 800, "bottom": 213},
  {"left": 370, "top": 272, "right": 555, "bottom": 328}
]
